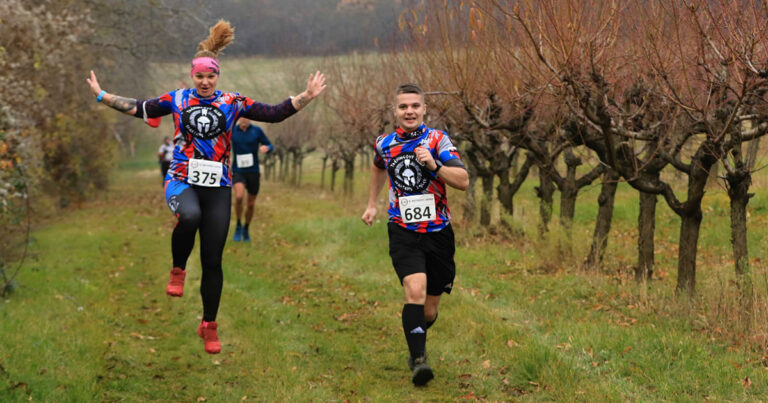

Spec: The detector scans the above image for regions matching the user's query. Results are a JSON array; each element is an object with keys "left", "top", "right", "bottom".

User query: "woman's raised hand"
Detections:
[
  {"left": 86, "top": 70, "right": 103, "bottom": 98},
  {"left": 305, "top": 71, "right": 327, "bottom": 99}
]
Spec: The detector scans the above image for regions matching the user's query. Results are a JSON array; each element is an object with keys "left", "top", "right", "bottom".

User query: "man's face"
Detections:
[{"left": 394, "top": 93, "right": 426, "bottom": 132}]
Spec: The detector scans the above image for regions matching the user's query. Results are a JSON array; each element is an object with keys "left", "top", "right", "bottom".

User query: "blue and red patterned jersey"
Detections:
[
  {"left": 135, "top": 88, "right": 295, "bottom": 186},
  {"left": 373, "top": 124, "right": 464, "bottom": 233}
]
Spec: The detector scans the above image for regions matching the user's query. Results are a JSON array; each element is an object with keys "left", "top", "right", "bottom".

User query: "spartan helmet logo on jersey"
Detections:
[
  {"left": 402, "top": 166, "right": 416, "bottom": 187},
  {"left": 389, "top": 152, "right": 430, "bottom": 193},
  {"left": 181, "top": 104, "right": 227, "bottom": 140},
  {"left": 197, "top": 109, "right": 212, "bottom": 133}
]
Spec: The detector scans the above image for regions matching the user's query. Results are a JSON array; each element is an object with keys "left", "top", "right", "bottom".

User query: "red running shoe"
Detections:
[
  {"left": 197, "top": 320, "right": 221, "bottom": 354},
  {"left": 166, "top": 267, "right": 185, "bottom": 297}
]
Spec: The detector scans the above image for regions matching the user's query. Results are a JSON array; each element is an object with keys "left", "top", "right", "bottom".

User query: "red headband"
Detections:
[{"left": 190, "top": 57, "right": 220, "bottom": 77}]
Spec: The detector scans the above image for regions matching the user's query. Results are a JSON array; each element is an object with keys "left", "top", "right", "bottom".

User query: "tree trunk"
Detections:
[
  {"left": 745, "top": 138, "right": 760, "bottom": 169},
  {"left": 585, "top": 168, "right": 619, "bottom": 270},
  {"left": 288, "top": 152, "right": 295, "bottom": 185},
  {"left": 480, "top": 173, "right": 494, "bottom": 226},
  {"left": 677, "top": 209, "right": 702, "bottom": 296},
  {"left": 535, "top": 167, "right": 554, "bottom": 239},
  {"left": 464, "top": 173, "right": 477, "bottom": 222},
  {"left": 331, "top": 159, "right": 339, "bottom": 192},
  {"left": 343, "top": 157, "right": 355, "bottom": 195},
  {"left": 675, "top": 151, "right": 717, "bottom": 297},
  {"left": 727, "top": 170, "right": 753, "bottom": 316},
  {"left": 298, "top": 156, "right": 303, "bottom": 186},
  {"left": 496, "top": 152, "right": 534, "bottom": 217},
  {"left": 283, "top": 153, "right": 291, "bottom": 182},
  {"left": 636, "top": 191, "right": 657, "bottom": 281},
  {"left": 321, "top": 155, "right": 328, "bottom": 188},
  {"left": 559, "top": 186, "right": 577, "bottom": 252},
  {"left": 558, "top": 148, "right": 581, "bottom": 250},
  {"left": 292, "top": 154, "right": 300, "bottom": 185},
  {"left": 496, "top": 165, "right": 513, "bottom": 215}
]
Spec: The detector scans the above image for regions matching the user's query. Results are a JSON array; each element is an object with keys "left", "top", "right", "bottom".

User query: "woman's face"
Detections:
[{"left": 193, "top": 71, "right": 218, "bottom": 98}]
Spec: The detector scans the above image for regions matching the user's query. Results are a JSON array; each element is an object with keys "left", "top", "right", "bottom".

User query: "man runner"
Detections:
[
  {"left": 231, "top": 117, "right": 273, "bottom": 242},
  {"left": 361, "top": 83, "right": 469, "bottom": 386},
  {"left": 157, "top": 136, "right": 174, "bottom": 184}
]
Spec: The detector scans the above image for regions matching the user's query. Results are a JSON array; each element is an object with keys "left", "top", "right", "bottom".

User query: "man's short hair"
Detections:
[{"left": 395, "top": 83, "right": 425, "bottom": 97}]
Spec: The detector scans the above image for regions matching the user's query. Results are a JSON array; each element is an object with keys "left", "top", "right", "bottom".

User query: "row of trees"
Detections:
[
  {"left": 311, "top": 0, "right": 768, "bottom": 310},
  {"left": 0, "top": 0, "right": 203, "bottom": 296}
]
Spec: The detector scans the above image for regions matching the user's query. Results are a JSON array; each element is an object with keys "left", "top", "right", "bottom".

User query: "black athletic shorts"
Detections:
[
  {"left": 232, "top": 171, "right": 261, "bottom": 195},
  {"left": 387, "top": 221, "right": 456, "bottom": 296}
]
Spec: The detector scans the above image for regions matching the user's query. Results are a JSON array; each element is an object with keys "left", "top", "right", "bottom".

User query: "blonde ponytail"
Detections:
[{"left": 194, "top": 20, "right": 235, "bottom": 59}]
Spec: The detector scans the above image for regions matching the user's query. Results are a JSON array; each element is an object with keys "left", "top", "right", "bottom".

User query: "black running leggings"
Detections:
[{"left": 172, "top": 185, "right": 231, "bottom": 322}]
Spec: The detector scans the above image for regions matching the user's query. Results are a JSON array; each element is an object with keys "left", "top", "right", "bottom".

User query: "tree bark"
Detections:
[
  {"left": 675, "top": 151, "right": 717, "bottom": 297},
  {"left": 677, "top": 209, "right": 702, "bottom": 296},
  {"left": 636, "top": 191, "right": 657, "bottom": 281},
  {"left": 727, "top": 169, "right": 753, "bottom": 316},
  {"left": 584, "top": 168, "right": 620, "bottom": 270}
]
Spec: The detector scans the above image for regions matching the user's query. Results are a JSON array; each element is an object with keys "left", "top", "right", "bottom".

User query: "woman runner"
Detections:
[{"left": 86, "top": 20, "right": 326, "bottom": 354}]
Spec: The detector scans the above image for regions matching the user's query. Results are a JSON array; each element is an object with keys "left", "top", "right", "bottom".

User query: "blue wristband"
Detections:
[{"left": 96, "top": 90, "right": 107, "bottom": 103}]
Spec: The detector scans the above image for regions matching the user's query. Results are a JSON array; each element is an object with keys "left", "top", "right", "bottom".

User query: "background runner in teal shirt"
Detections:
[{"left": 231, "top": 117, "right": 273, "bottom": 241}]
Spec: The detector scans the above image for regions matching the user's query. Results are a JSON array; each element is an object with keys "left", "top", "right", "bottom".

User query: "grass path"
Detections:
[{"left": 3, "top": 161, "right": 768, "bottom": 401}]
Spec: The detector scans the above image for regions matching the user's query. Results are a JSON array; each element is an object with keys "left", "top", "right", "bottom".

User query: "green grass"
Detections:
[
  {"left": 3, "top": 150, "right": 768, "bottom": 401},
  {"left": 5, "top": 54, "right": 768, "bottom": 399}
]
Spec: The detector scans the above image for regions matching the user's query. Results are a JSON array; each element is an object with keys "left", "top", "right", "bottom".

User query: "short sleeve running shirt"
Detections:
[
  {"left": 232, "top": 124, "right": 273, "bottom": 173},
  {"left": 373, "top": 124, "right": 464, "bottom": 233},
  {"left": 158, "top": 143, "right": 174, "bottom": 162},
  {"left": 135, "top": 88, "right": 295, "bottom": 186}
]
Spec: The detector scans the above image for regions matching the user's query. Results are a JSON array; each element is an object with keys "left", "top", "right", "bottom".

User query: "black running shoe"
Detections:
[{"left": 410, "top": 356, "right": 434, "bottom": 386}]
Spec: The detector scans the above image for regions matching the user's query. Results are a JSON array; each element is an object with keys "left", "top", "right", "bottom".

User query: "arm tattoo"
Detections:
[
  {"left": 295, "top": 95, "right": 308, "bottom": 109},
  {"left": 106, "top": 96, "right": 136, "bottom": 113}
]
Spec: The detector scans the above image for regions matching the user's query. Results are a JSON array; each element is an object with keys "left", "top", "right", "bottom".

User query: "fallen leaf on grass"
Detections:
[
  {"left": 743, "top": 376, "right": 752, "bottom": 389},
  {"left": 506, "top": 339, "right": 517, "bottom": 348},
  {"left": 197, "top": 397, "right": 206, "bottom": 402},
  {"left": 482, "top": 360, "right": 491, "bottom": 369},
  {"left": 458, "top": 373, "right": 472, "bottom": 380},
  {"left": 336, "top": 313, "right": 354, "bottom": 322},
  {"left": 460, "top": 392, "right": 476, "bottom": 399},
  {"left": 621, "top": 346, "right": 633, "bottom": 355}
]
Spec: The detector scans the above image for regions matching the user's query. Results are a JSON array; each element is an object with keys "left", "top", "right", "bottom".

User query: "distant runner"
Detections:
[
  {"left": 361, "top": 83, "right": 469, "bottom": 386},
  {"left": 157, "top": 136, "right": 174, "bottom": 184},
  {"left": 231, "top": 118, "right": 273, "bottom": 242},
  {"left": 87, "top": 20, "right": 326, "bottom": 354}
]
